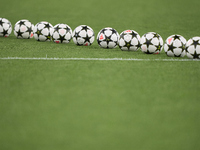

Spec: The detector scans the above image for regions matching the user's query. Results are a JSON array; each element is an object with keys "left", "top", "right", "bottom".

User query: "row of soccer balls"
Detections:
[{"left": 0, "top": 18, "right": 200, "bottom": 59}]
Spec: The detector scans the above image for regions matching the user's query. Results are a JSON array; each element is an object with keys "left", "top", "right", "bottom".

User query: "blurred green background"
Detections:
[{"left": 0, "top": 0, "right": 200, "bottom": 150}]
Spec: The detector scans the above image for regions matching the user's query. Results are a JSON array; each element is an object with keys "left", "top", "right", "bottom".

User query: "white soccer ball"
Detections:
[
  {"left": 0, "top": 18, "right": 12, "bottom": 37},
  {"left": 33, "top": 21, "right": 53, "bottom": 41},
  {"left": 118, "top": 30, "right": 140, "bottom": 51},
  {"left": 140, "top": 32, "right": 163, "bottom": 54},
  {"left": 72, "top": 25, "right": 95, "bottom": 46},
  {"left": 186, "top": 37, "right": 200, "bottom": 59},
  {"left": 52, "top": 23, "right": 72, "bottom": 44},
  {"left": 97, "top": 27, "right": 119, "bottom": 49},
  {"left": 164, "top": 34, "right": 187, "bottom": 57},
  {"left": 14, "top": 19, "right": 34, "bottom": 39}
]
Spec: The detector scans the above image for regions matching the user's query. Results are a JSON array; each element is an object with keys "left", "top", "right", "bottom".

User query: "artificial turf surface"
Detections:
[{"left": 0, "top": 0, "right": 200, "bottom": 150}]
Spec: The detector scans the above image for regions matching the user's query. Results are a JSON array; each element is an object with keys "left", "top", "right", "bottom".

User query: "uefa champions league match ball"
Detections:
[
  {"left": 0, "top": 18, "right": 12, "bottom": 37},
  {"left": 72, "top": 25, "right": 95, "bottom": 46},
  {"left": 186, "top": 37, "right": 200, "bottom": 59},
  {"left": 164, "top": 34, "right": 187, "bottom": 57},
  {"left": 14, "top": 19, "right": 34, "bottom": 39},
  {"left": 52, "top": 23, "right": 72, "bottom": 44},
  {"left": 140, "top": 32, "right": 163, "bottom": 54},
  {"left": 97, "top": 27, "right": 119, "bottom": 49},
  {"left": 33, "top": 21, "right": 54, "bottom": 41},
  {"left": 118, "top": 30, "right": 141, "bottom": 51}
]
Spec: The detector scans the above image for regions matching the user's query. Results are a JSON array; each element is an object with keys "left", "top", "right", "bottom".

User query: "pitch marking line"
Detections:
[{"left": 0, "top": 57, "right": 200, "bottom": 61}]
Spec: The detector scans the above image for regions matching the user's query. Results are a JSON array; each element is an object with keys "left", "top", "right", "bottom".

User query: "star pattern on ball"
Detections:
[
  {"left": 173, "top": 35, "right": 180, "bottom": 40},
  {"left": 120, "top": 31, "right": 140, "bottom": 50},
  {"left": 44, "top": 23, "right": 51, "bottom": 29},
  {"left": 125, "top": 41, "right": 132, "bottom": 49},
  {"left": 82, "top": 26, "right": 90, "bottom": 31},
  {"left": 36, "top": 29, "right": 42, "bottom": 36},
  {"left": 105, "top": 35, "right": 111, "bottom": 43},
  {"left": 153, "top": 33, "right": 160, "bottom": 38},
  {"left": 74, "top": 31, "right": 81, "bottom": 39},
  {"left": 82, "top": 34, "right": 90, "bottom": 42},
  {"left": 130, "top": 31, "right": 137, "bottom": 38},
  {"left": 46, "top": 33, "right": 51, "bottom": 41},
  {"left": 189, "top": 39, "right": 200, "bottom": 59},
  {"left": 111, "top": 29, "right": 117, "bottom": 35},
  {"left": 191, "top": 40, "right": 199, "bottom": 49},
  {"left": 54, "top": 26, "right": 62, "bottom": 32},
  {"left": 2, "top": 29, "right": 8, "bottom": 36},
  {"left": 120, "top": 33, "right": 126, "bottom": 39},
  {"left": 27, "top": 26, "right": 32, "bottom": 34},
  {"left": 178, "top": 42, "right": 186, "bottom": 51},
  {"left": 136, "top": 42, "right": 141, "bottom": 50},
  {"left": 144, "top": 50, "right": 152, "bottom": 54},
  {"left": 73, "top": 31, "right": 83, "bottom": 45},
  {"left": 192, "top": 50, "right": 199, "bottom": 59},
  {"left": 58, "top": 35, "right": 66, "bottom": 43},
  {"left": 64, "top": 27, "right": 71, "bottom": 33},
  {"left": 16, "top": 29, "right": 23, "bottom": 38},
  {"left": 168, "top": 43, "right": 176, "bottom": 52},
  {"left": 101, "top": 29, "right": 107, "bottom": 34},
  {"left": 144, "top": 38, "right": 153, "bottom": 48},
  {"left": 156, "top": 42, "right": 162, "bottom": 51},
  {"left": 0, "top": 19, "right": 4, "bottom": 26},
  {"left": 19, "top": 21, "right": 26, "bottom": 26}
]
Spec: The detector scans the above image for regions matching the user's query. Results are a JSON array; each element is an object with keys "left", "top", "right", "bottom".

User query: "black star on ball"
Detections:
[
  {"left": 44, "top": 23, "right": 51, "bottom": 29},
  {"left": 83, "top": 34, "right": 90, "bottom": 42},
  {"left": 191, "top": 40, "right": 199, "bottom": 49},
  {"left": 27, "top": 26, "right": 32, "bottom": 34},
  {"left": 36, "top": 29, "right": 42, "bottom": 36},
  {"left": 130, "top": 31, "right": 137, "bottom": 38},
  {"left": 74, "top": 31, "right": 81, "bottom": 39},
  {"left": 192, "top": 50, "right": 199, "bottom": 59},
  {"left": 125, "top": 41, "right": 132, "bottom": 49},
  {"left": 2, "top": 29, "right": 8, "bottom": 36},
  {"left": 111, "top": 29, "right": 117, "bottom": 35},
  {"left": 178, "top": 43, "right": 186, "bottom": 51},
  {"left": 156, "top": 43, "right": 162, "bottom": 51},
  {"left": 54, "top": 26, "right": 62, "bottom": 32},
  {"left": 58, "top": 35, "right": 65, "bottom": 43},
  {"left": 19, "top": 21, "right": 25, "bottom": 26},
  {"left": 144, "top": 51, "right": 153, "bottom": 54},
  {"left": 64, "top": 27, "right": 71, "bottom": 32},
  {"left": 136, "top": 42, "right": 141, "bottom": 50},
  {"left": 0, "top": 19, "right": 4, "bottom": 26},
  {"left": 168, "top": 43, "right": 176, "bottom": 52},
  {"left": 173, "top": 35, "right": 180, "bottom": 40},
  {"left": 101, "top": 29, "right": 106, "bottom": 34},
  {"left": 153, "top": 33, "right": 159, "bottom": 38},
  {"left": 144, "top": 39, "right": 153, "bottom": 48},
  {"left": 120, "top": 33, "right": 126, "bottom": 39},
  {"left": 46, "top": 33, "right": 51, "bottom": 41},
  {"left": 16, "top": 30, "right": 23, "bottom": 38},
  {"left": 106, "top": 35, "right": 111, "bottom": 44},
  {"left": 82, "top": 26, "right": 89, "bottom": 31}
]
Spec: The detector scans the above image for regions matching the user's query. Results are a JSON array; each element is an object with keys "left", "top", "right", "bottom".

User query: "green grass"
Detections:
[{"left": 0, "top": 0, "right": 200, "bottom": 150}]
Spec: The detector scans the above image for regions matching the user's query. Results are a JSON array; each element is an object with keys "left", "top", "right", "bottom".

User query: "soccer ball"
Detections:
[
  {"left": 52, "top": 24, "right": 72, "bottom": 44},
  {"left": 0, "top": 18, "right": 12, "bottom": 37},
  {"left": 186, "top": 37, "right": 200, "bottom": 59},
  {"left": 14, "top": 19, "right": 34, "bottom": 39},
  {"left": 97, "top": 27, "right": 119, "bottom": 49},
  {"left": 72, "top": 25, "right": 95, "bottom": 46},
  {"left": 140, "top": 32, "right": 163, "bottom": 54},
  {"left": 33, "top": 21, "right": 53, "bottom": 41},
  {"left": 164, "top": 34, "right": 187, "bottom": 57},
  {"left": 118, "top": 30, "right": 140, "bottom": 51}
]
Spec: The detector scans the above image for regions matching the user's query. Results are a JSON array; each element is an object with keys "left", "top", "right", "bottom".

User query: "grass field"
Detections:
[{"left": 0, "top": 0, "right": 200, "bottom": 150}]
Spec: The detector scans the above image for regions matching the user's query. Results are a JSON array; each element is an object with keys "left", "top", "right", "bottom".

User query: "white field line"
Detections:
[{"left": 0, "top": 57, "right": 200, "bottom": 61}]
